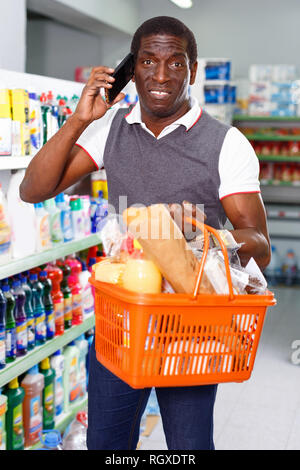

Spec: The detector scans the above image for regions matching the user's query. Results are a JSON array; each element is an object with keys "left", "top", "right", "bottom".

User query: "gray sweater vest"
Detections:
[{"left": 103, "top": 107, "right": 230, "bottom": 229}]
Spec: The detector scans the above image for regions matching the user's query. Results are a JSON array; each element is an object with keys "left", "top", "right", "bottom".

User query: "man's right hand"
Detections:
[{"left": 73, "top": 66, "right": 126, "bottom": 124}]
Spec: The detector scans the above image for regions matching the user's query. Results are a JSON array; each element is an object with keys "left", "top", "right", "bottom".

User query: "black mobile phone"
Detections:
[{"left": 105, "top": 53, "right": 134, "bottom": 104}]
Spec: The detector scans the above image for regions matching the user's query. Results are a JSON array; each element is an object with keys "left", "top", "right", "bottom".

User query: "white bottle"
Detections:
[
  {"left": 43, "top": 198, "right": 63, "bottom": 245},
  {"left": 75, "top": 335, "right": 89, "bottom": 398},
  {"left": 6, "top": 170, "right": 36, "bottom": 259},
  {"left": 50, "top": 349, "right": 65, "bottom": 417},
  {"left": 79, "top": 261, "right": 94, "bottom": 317},
  {"left": 70, "top": 197, "right": 85, "bottom": 240},
  {"left": 34, "top": 202, "right": 52, "bottom": 252},
  {"left": 0, "top": 183, "right": 12, "bottom": 265}
]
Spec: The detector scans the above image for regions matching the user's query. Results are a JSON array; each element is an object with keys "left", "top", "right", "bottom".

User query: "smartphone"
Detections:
[{"left": 105, "top": 53, "right": 135, "bottom": 104}]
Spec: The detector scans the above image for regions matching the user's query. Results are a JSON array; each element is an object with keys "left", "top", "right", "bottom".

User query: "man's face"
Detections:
[{"left": 133, "top": 34, "right": 197, "bottom": 119}]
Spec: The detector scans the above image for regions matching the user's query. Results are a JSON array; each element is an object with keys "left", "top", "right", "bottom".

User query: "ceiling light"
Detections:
[{"left": 169, "top": 0, "right": 193, "bottom": 8}]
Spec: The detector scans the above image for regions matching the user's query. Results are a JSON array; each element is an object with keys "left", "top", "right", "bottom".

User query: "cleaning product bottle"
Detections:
[
  {"left": 0, "top": 288, "right": 6, "bottom": 369},
  {"left": 55, "top": 193, "right": 74, "bottom": 243},
  {"left": 70, "top": 197, "right": 85, "bottom": 239},
  {"left": 81, "top": 195, "right": 91, "bottom": 237},
  {"left": 57, "top": 261, "right": 72, "bottom": 329},
  {"left": 0, "top": 184, "right": 12, "bottom": 265},
  {"left": 2, "top": 283, "right": 16, "bottom": 363},
  {"left": 63, "top": 342, "right": 80, "bottom": 413},
  {"left": 62, "top": 411, "right": 87, "bottom": 450},
  {"left": 21, "top": 365, "right": 44, "bottom": 447},
  {"left": 19, "top": 274, "right": 35, "bottom": 351},
  {"left": 40, "top": 358, "right": 55, "bottom": 430},
  {"left": 75, "top": 335, "right": 88, "bottom": 398},
  {"left": 38, "top": 429, "right": 63, "bottom": 450},
  {"left": 34, "top": 202, "right": 52, "bottom": 252},
  {"left": 0, "top": 389, "right": 7, "bottom": 450},
  {"left": 39, "top": 271, "right": 55, "bottom": 340},
  {"left": 44, "top": 198, "right": 63, "bottom": 246},
  {"left": 50, "top": 350, "right": 64, "bottom": 417},
  {"left": 45, "top": 264, "right": 64, "bottom": 336},
  {"left": 66, "top": 257, "right": 83, "bottom": 325},
  {"left": 79, "top": 261, "right": 94, "bottom": 316},
  {"left": 11, "top": 279, "right": 28, "bottom": 357},
  {"left": 29, "top": 273, "right": 46, "bottom": 345},
  {"left": 29, "top": 92, "right": 43, "bottom": 154},
  {"left": 3, "top": 377, "right": 25, "bottom": 450},
  {"left": 282, "top": 249, "right": 298, "bottom": 286},
  {"left": 7, "top": 170, "right": 36, "bottom": 259}
]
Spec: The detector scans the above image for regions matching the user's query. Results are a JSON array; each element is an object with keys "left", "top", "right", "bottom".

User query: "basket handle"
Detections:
[{"left": 185, "top": 217, "right": 235, "bottom": 301}]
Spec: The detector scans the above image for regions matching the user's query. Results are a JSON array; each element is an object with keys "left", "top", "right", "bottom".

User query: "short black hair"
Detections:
[{"left": 131, "top": 16, "right": 198, "bottom": 67}]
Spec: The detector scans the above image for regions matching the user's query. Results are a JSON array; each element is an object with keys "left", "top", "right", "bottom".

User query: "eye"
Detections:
[
  {"left": 172, "top": 62, "right": 184, "bottom": 68},
  {"left": 142, "top": 59, "right": 153, "bottom": 65}
]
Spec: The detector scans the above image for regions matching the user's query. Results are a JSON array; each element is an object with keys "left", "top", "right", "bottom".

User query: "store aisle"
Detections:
[{"left": 139, "top": 288, "right": 300, "bottom": 450}]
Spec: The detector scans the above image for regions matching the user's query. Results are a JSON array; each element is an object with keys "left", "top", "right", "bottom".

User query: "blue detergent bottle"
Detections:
[{"left": 55, "top": 193, "right": 74, "bottom": 243}]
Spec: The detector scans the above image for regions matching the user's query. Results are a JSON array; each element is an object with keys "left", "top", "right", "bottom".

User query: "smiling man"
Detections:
[{"left": 20, "top": 16, "right": 270, "bottom": 451}]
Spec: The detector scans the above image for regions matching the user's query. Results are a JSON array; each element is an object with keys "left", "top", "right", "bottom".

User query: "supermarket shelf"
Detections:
[
  {"left": 261, "top": 184, "right": 300, "bottom": 204},
  {"left": 0, "top": 156, "right": 34, "bottom": 171},
  {"left": 234, "top": 115, "right": 300, "bottom": 122},
  {"left": 244, "top": 133, "right": 300, "bottom": 142},
  {"left": 0, "top": 314, "right": 95, "bottom": 388},
  {"left": 258, "top": 154, "right": 300, "bottom": 163},
  {"left": 0, "top": 233, "right": 102, "bottom": 280}
]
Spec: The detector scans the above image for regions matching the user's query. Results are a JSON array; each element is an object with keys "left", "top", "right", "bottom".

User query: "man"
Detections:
[{"left": 20, "top": 16, "right": 270, "bottom": 450}]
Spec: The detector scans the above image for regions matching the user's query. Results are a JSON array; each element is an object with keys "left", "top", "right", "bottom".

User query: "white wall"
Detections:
[
  {"left": 139, "top": 0, "right": 300, "bottom": 79},
  {"left": 0, "top": 0, "right": 27, "bottom": 72}
]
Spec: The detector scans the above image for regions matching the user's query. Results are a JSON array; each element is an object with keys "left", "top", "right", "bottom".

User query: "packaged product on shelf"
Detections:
[
  {"left": 81, "top": 195, "right": 91, "bottom": 237},
  {"left": 50, "top": 349, "right": 65, "bottom": 417},
  {"left": 6, "top": 170, "right": 36, "bottom": 259},
  {"left": 11, "top": 279, "right": 28, "bottom": 357},
  {"left": 39, "top": 358, "right": 55, "bottom": 430},
  {"left": 44, "top": 198, "right": 64, "bottom": 245},
  {"left": 75, "top": 334, "right": 88, "bottom": 398},
  {"left": 29, "top": 92, "right": 43, "bottom": 154},
  {"left": 21, "top": 365, "right": 44, "bottom": 447},
  {"left": 66, "top": 256, "right": 83, "bottom": 325},
  {"left": 45, "top": 263, "right": 64, "bottom": 336},
  {"left": 197, "top": 58, "right": 231, "bottom": 81},
  {"left": 201, "top": 80, "right": 231, "bottom": 104},
  {"left": 0, "top": 89, "right": 12, "bottom": 156},
  {"left": 29, "top": 273, "right": 47, "bottom": 345},
  {"left": 0, "top": 287, "right": 6, "bottom": 369},
  {"left": 264, "top": 245, "right": 281, "bottom": 286},
  {"left": 2, "top": 283, "right": 16, "bottom": 363},
  {"left": 10, "top": 89, "right": 31, "bottom": 156},
  {"left": 78, "top": 261, "right": 94, "bottom": 316},
  {"left": 63, "top": 341, "right": 80, "bottom": 413},
  {"left": 91, "top": 169, "right": 108, "bottom": 200},
  {"left": 37, "top": 429, "right": 63, "bottom": 450},
  {"left": 282, "top": 249, "right": 298, "bottom": 286},
  {"left": 39, "top": 271, "right": 55, "bottom": 340},
  {"left": 57, "top": 260, "right": 72, "bottom": 329},
  {"left": 0, "top": 184, "right": 12, "bottom": 265},
  {"left": 91, "top": 190, "right": 108, "bottom": 233},
  {"left": 34, "top": 202, "right": 52, "bottom": 252},
  {"left": 0, "top": 390, "right": 7, "bottom": 450},
  {"left": 3, "top": 377, "right": 25, "bottom": 450},
  {"left": 69, "top": 196, "right": 85, "bottom": 239},
  {"left": 55, "top": 193, "right": 74, "bottom": 243},
  {"left": 62, "top": 411, "right": 87, "bottom": 450},
  {"left": 19, "top": 273, "right": 35, "bottom": 351}
]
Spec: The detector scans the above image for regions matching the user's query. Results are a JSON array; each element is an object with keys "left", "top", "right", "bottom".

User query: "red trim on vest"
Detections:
[
  {"left": 124, "top": 104, "right": 137, "bottom": 120},
  {"left": 186, "top": 108, "right": 203, "bottom": 132},
  {"left": 220, "top": 190, "right": 261, "bottom": 201},
  {"left": 75, "top": 143, "right": 99, "bottom": 170}
]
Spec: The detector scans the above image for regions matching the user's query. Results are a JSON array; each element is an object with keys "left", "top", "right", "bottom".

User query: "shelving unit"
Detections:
[
  {"left": 0, "top": 233, "right": 102, "bottom": 280},
  {"left": 0, "top": 156, "right": 34, "bottom": 171},
  {"left": 0, "top": 314, "right": 95, "bottom": 388}
]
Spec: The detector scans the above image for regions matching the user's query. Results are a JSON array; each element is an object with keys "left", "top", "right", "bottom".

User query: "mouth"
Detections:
[{"left": 149, "top": 89, "right": 171, "bottom": 99}]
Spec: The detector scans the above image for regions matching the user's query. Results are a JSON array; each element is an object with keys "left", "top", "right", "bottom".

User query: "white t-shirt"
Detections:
[{"left": 76, "top": 97, "right": 260, "bottom": 201}]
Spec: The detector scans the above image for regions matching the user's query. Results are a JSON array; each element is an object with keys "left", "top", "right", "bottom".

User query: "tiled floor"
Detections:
[{"left": 139, "top": 288, "right": 300, "bottom": 450}]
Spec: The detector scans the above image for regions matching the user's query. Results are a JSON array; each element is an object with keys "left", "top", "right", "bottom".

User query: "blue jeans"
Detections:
[{"left": 87, "top": 340, "right": 218, "bottom": 450}]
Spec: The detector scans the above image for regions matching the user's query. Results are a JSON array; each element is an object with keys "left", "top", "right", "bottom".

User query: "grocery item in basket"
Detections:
[
  {"left": 94, "top": 259, "right": 126, "bottom": 284},
  {"left": 122, "top": 259, "right": 162, "bottom": 294},
  {"left": 123, "top": 204, "right": 213, "bottom": 294}
]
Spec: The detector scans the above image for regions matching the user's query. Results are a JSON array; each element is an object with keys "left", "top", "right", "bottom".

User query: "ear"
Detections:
[
  {"left": 131, "top": 74, "right": 135, "bottom": 83},
  {"left": 189, "top": 61, "right": 198, "bottom": 86}
]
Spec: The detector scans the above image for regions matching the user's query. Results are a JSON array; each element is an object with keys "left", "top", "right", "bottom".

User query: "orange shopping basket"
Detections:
[{"left": 90, "top": 218, "right": 276, "bottom": 389}]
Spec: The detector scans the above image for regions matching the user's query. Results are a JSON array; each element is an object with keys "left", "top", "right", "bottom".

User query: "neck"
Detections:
[{"left": 140, "top": 98, "right": 192, "bottom": 138}]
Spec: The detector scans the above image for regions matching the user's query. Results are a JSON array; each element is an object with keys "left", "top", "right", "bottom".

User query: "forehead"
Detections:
[{"left": 138, "top": 34, "right": 188, "bottom": 56}]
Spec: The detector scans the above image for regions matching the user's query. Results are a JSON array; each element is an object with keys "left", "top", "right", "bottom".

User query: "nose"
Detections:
[{"left": 153, "top": 61, "right": 170, "bottom": 83}]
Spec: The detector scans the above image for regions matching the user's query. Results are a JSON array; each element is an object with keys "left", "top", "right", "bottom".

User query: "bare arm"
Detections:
[
  {"left": 221, "top": 192, "right": 271, "bottom": 270},
  {"left": 20, "top": 66, "right": 125, "bottom": 203}
]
